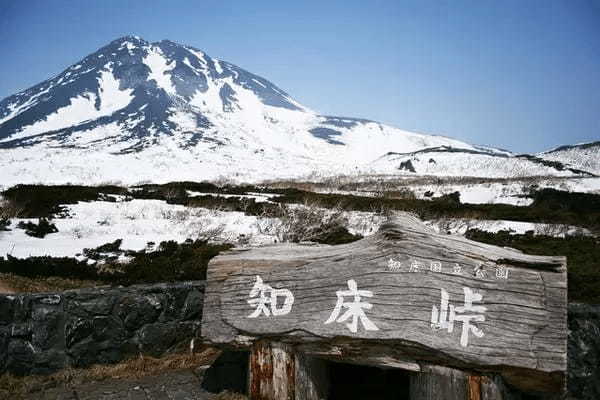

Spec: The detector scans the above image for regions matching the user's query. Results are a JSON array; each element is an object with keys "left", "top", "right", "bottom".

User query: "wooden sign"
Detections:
[{"left": 201, "top": 214, "right": 567, "bottom": 395}]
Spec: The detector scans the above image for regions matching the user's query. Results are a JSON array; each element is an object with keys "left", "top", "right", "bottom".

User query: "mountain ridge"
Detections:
[
  {"left": 538, "top": 141, "right": 600, "bottom": 176},
  {"left": 0, "top": 36, "right": 596, "bottom": 184}
]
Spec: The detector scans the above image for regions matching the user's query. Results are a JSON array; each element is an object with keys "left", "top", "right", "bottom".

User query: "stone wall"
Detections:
[
  {"left": 0, "top": 281, "right": 205, "bottom": 376},
  {"left": 567, "top": 303, "right": 600, "bottom": 400}
]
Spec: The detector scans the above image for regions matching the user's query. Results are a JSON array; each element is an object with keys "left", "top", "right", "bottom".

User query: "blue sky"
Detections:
[{"left": 1, "top": 0, "right": 599, "bottom": 153}]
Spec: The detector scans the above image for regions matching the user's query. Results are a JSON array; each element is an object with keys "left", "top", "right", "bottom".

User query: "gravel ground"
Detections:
[{"left": 24, "top": 370, "right": 214, "bottom": 400}]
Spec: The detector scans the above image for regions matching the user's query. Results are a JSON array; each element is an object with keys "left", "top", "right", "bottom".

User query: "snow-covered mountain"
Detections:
[
  {"left": 539, "top": 142, "right": 600, "bottom": 176},
  {"left": 0, "top": 36, "right": 593, "bottom": 185}
]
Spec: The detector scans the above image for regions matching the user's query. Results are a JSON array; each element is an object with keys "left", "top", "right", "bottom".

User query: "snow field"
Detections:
[{"left": 0, "top": 197, "right": 588, "bottom": 260}]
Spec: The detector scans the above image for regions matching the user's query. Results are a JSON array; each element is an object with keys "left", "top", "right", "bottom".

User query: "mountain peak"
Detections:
[
  {"left": 4, "top": 37, "right": 575, "bottom": 185},
  {"left": 0, "top": 37, "right": 313, "bottom": 150},
  {"left": 111, "top": 35, "right": 147, "bottom": 44}
]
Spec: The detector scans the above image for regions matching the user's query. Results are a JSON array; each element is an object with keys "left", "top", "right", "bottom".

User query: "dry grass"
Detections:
[
  {"left": 82, "top": 348, "right": 220, "bottom": 381},
  {"left": 0, "top": 272, "right": 101, "bottom": 294},
  {"left": 214, "top": 391, "right": 248, "bottom": 400},
  {"left": 0, "top": 348, "right": 221, "bottom": 398}
]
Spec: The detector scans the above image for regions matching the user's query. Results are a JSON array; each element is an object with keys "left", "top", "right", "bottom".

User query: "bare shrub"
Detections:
[
  {"left": 254, "top": 206, "right": 283, "bottom": 237},
  {"left": 534, "top": 223, "right": 571, "bottom": 237},
  {"left": 160, "top": 208, "right": 192, "bottom": 222},
  {"left": 164, "top": 187, "right": 187, "bottom": 201},
  {"left": 197, "top": 223, "right": 226, "bottom": 242},
  {"left": 270, "top": 201, "right": 351, "bottom": 243},
  {"left": 432, "top": 218, "right": 478, "bottom": 235},
  {"left": 212, "top": 176, "right": 237, "bottom": 187},
  {"left": 368, "top": 202, "right": 394, "bottom": 218},
  {"left": 185, "top": 215, "right": 226, "bottom": 242},
  {"left": 382, "top": 188, "right": 417, "bottom": 200},
  {"left": 157, "top": 206, "right": 228, "bottom": 242},
  {"left": 435, "top": 218, "right": 455, "bottom": 234},
  {"left": 238, "top": 197, "right": 254, "bottom": 214},
  {"left": 0, "top": 198, "right": 23, "bottom": 221}
]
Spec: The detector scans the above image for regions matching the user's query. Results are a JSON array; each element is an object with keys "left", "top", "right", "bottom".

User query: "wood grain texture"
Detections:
[
  {"left": 294, "top": 353, "right": 329, "bottom": 400},
  {"left": 249, "top": 341, "right": 295, "bottom": 400},
  {"left": 409, "top": 366, "right": 469, "bottom": 400},
  {"left": 201, "top": 213, "right": 567, "bottom": 394}
]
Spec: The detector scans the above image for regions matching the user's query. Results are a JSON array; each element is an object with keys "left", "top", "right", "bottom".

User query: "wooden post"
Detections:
[
  {"left": 248, "top": 341, "right": 295, "bottom": 400},
  {"left": 248, "top": 341, "right": 329, "bottom": 400},
  {"left": 410, "top": 366, "right": 469, "bottom": 400},
  {"left": 479, "top": 376, "right": 516, "bottom": 400},
  {"left": 294, "top": 353, "right": 329, "bottom": 400},
  {"left": 410, "top": 366, "right": 521, "bottom": 400}
]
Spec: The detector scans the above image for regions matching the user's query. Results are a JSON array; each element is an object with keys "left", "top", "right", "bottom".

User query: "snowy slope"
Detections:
[
  {"left": 0, "top": 36, "right": 589, "bottom": 184},
  {"left": 0, "top": 199, "right": 383, "bottom": 258},
  {"left": 368, "top": 147, "right": 588, "bottom": 178},
  {"left": 539, "top": 142, "right": 600, "bottom": 176},
  {"left": 1, "top": 197, "right": 586, "bottom": 259}
]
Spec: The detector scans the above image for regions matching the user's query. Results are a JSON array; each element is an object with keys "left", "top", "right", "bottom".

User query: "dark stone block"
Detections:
[
  {"left": 69, "top": 334, "right": 133, "bottom": 368},
  {"left": 69, "top": 335, "right": 137, "bottom": 368},
  {"left": 6, "top": 338, "right": 35, "bottom": 375},
  {"left": 90, "top": 315, "right": 128, "bottom": 343},
  {"left": 169, "top": 321, "right": 201, "bottom": 353},
  {"left": 10, "top": 322, "right": 32, "bottom": 338},
  {"left": 30, "top": 349, "right": 68, "bottom": 375},
  {"left": 67, "top": 315, "right": 131, "bottom": 368},
  {"left": 114, "top": 293, "right": 162, "bottom": 331},
  {"left": 65, "top": 317, "right": 94, "bottom": 347},
  {"left": 12, "top": 295, "right": 32, "bottom": 322},
  {"left": 33, "top": 294, "right": 62, "bottom": 305},
  {"left": 181, "top": 289, "right": 203, "bottom": 321},
  {"left": 136, "top": 321, "right": 199, "bottom": 356},
  {"left": 0, "top": 327, "right": 10, "bottom": 371},
  {"left": 0, "top": 295, "right": 15, "bottom": 324},
  {"left": 64, "top": 291, "right": 116, "bottom": 317},
  {"left": 156, "top": 286, "right": 189, "bottom": 322},
  {"left": 31, "top": 303, "right": 64, "bottom": 350},
  {"left": 136, "top": 322, "right": 179, "bottom": 356},
  {"left": 568, "top": 303, "right": 600, "bottom": 399}
]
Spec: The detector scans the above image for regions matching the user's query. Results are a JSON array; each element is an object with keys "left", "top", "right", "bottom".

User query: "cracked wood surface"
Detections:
[{"left": 201, "top": 213, "right": 567, "bottom": 393}]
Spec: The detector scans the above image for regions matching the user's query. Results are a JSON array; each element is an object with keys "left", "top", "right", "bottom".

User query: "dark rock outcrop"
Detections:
[{"left": 567, "top": 303, "right": 600, "bottom": 399}]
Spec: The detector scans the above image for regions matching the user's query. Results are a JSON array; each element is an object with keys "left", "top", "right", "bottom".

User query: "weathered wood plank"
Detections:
[
  {"left": 410, "top": 366, "right": 522, "bottom": 400},
  {"left": 248, "top": 341, "right": 295, "bottom": 400},
  {"left": 409, "top": 366, "right": 469, "bottom": 400},
  {"left": 201, "top": 213, "right": 567, "bottom": 394},
  {"left": 294, "top": 353, "right": 329, "bottom": 400}
]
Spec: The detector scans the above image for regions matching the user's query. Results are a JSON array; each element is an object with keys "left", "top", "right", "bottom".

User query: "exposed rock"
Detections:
[
  {"left": 114, "top": 293, "right": 162, "bottom": 331},
  {"left": 65, "top": 291, "right": 116, "bottom": 317},
  {"left": 0, "top": 295, "right": 15, "bottom": 323},
  {"left": 6, "top": 338, "right": 36, "bottom": 375},
  {"left": 398, "top": 159, "right": 416, "bottom": 172},
  {"left": 567, "top": 303, "right": 600, "bottom": 399}
]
